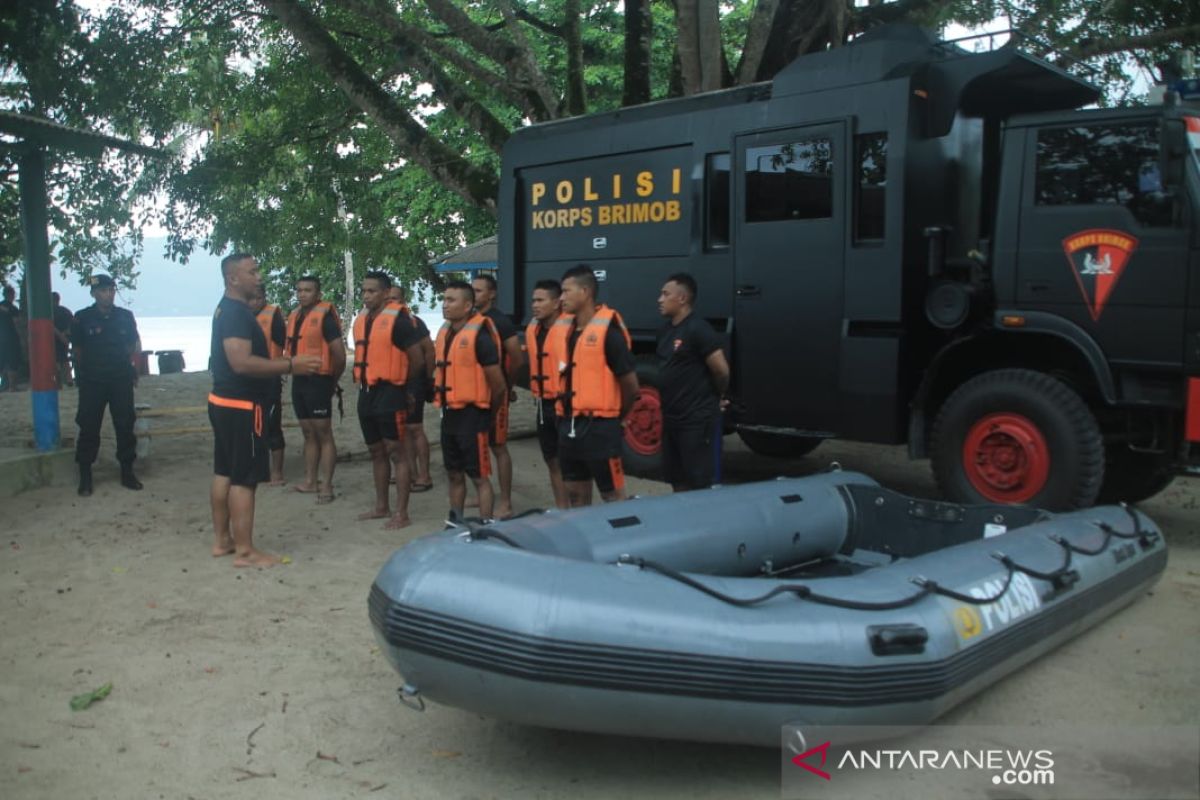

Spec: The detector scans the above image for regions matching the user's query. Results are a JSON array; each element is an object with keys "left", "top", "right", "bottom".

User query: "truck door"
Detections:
[
  {"left": 734, "top": 123, "right": 845, "bottom": 429},
  {"left": 1016, "top": 117, "right": 1189, "bottom": 369}
]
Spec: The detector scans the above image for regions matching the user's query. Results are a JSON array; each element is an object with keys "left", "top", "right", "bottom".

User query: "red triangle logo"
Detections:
[
  {"left": 1062, "top": 229, "right": 1138, "bottom": 321},
  {"left": 790, "top": 740, "right": 833, "bottom": 780}
]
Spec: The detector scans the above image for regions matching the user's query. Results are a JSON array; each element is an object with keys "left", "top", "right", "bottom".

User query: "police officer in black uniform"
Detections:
[{"left": 70, "top": 274, "right": 143, "bottom": 496}]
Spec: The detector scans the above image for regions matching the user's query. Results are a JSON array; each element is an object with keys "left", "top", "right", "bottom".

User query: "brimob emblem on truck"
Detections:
[{"left": 1061, "top": 228, "right": 1138, "bottom": 321}]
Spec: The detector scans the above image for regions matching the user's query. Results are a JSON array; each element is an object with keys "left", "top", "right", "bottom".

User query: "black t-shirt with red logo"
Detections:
[{"left": 656, "top": 312, "right": 723, "bottom": 424}]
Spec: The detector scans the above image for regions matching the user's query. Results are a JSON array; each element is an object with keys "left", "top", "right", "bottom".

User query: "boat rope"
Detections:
[
  {"left": 619, "top": 504, "right": 1156, "bottom": 610},
  {"left": 458, "top": 508, "right": 545, "bottom": 549}
]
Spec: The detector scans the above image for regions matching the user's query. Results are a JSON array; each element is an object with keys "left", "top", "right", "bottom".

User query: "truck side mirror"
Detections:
[{"left": 1159, "top": 118, "right": 1187, "bottom": 190}]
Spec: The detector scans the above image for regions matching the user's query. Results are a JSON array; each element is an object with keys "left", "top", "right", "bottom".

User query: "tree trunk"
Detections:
[
  {"left": 675, "top": 0, "right": 703, "bottom": 94},
  {"left": 623, "top": 0, "right": 653, "bottom": 106},
  {"left": 565, "top": 0, "right": 587, "bottom": 114},
  {"left": 696, "top": 0, "right": 722, "bottom": 92}
]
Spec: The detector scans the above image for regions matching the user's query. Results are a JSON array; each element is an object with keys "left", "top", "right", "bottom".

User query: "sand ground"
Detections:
[{"left": 0, "top": 371, "right": 1197, "bottom": 799}]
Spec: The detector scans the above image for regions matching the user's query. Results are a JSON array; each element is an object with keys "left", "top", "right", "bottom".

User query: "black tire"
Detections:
[
  {"left": 1097, "top": 446, "right": 1175, "bottom": 504},
  {"left": 737, "top": 429, "right": 823, "bottom": 458},
  {"left": 930, "top": 368, "right": 1103, "bottom": 510},
  {"left": 621, "top": 357, "right": 664, "bottom": 479}
]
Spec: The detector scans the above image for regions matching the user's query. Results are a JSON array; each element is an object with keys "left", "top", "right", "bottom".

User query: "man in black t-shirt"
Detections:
[
  {"left": 390, "top": 285, "right": 434, "bottom": 493},
  {"left": 437, "top": 281, "right": 507, "bottom": 521},
  {"left": 353, "top": 271, "right": 425, "bottom": 530},
  {"left": 656, "top": 273, "right": 730, "bottom": 491},
  {"left": 71, "top": 274, "right": 143, "bottom": 496},
  {"left": 290, "top": 275, "right": 346, "bottom": 503},
  {"left": 557, "top": 265, "right": 639, "bottom": 506},
  {"left": 0, "top": 285, "right": 21, "bottom": 391},
  {"left": 472, "top": 274, "right": 524, "bottom": 519},
  {"left": 209, "top": 253, "right": 321, "bottom": 567}
]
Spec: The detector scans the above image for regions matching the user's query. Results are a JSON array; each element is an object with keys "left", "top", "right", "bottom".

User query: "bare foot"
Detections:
[
  {"left": 495, "top": 504, "right": 514, "bottom": 520},
  {"left": 232, "top": 549, "right": 279, "bottom": 568},
  {"left": 266, "top": 478, "right": 287, "bottom": 487},
  {"left": 383, "top": 513, "right": 411, "bottom": 530},
  {"left": 357, "top": 508, "right": 389, "bottom": 521},
  {"left": 293, "top": 483, "right": 318, "bottom": 494},
  {"left": 212, "top": 540, "right": 235, "bottom": 557}
]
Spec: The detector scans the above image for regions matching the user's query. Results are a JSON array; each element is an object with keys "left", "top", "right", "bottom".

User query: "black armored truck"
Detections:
[{"left": 498, "top": 25, "right": 1200, "bottom": 510}]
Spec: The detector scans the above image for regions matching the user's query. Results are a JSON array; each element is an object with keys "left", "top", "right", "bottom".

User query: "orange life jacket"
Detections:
[
  {"left": 434, "top": 313, "right": 501, "bottom": 410},
  {"left": 524, "top": 315, "right": 571, "bottom": 400},
  {"left": 256, "top": 304, "right": 284, "bottom": 359},
  {"left": 352, "top": 301, "right": 411, "bottom": 387},
  {"left": 552, "top": 305, "right": 632, "bottom": 418},
  {"left": 286, "top": 301, "right": 340, "bottom": 376}
]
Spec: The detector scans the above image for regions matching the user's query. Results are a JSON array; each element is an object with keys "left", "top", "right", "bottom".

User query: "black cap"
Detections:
[{"left": 88, "top": 274, "right": 116, "bottom": 289}]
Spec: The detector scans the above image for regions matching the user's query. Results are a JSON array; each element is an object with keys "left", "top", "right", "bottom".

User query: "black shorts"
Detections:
[
  {"left": 406, "top": 376, "right": 426, "bottom": 425},
  {"left": 292, "top": 375, "right": 335, "bottom": 420},
  {"left": 441, "top": 406, "right": 491, "bottom": 479},
  {"left": 266, "top": 391, "right": 284, "bottom": 450},
  {"left": 209, "top": 399, "right": 269, "bottom": 488},
  {"left": 557, "top": 416, "right": 625, "bottom": 493},
  {"left": 358, "top": 384, "right": 408, "bottom": 445},
  {"left": 662, "top": 418, "right": 716, "bottom": 490},
  {"left": 536, "top": 399, "right": 560, "bottom": 461}
]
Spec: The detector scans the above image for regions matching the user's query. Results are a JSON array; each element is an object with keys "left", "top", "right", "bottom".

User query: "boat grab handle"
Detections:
[{"left": 398, "top": 684, "right": 425, "bottom": 712}]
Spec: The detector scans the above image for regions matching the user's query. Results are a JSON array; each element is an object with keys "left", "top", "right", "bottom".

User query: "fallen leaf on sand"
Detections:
[
  {"left": 203, "top": 666, "right": 218, "bottom": 674},
  {"left": 111, "top": 566, "right": 126, "bottom": 574},
  {"left": 69, "top": 682, "right": 113, "bottom": 711},
  {"left": 280, "top": 556, "right": 292, "bottom": 565}
]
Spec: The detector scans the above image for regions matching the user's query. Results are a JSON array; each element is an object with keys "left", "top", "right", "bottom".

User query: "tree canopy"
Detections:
[{"left": 2, "top": 0, "right": 1198, "bottom": 306}]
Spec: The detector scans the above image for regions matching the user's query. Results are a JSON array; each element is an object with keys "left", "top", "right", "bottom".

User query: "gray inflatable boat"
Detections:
[{"left": 368, "top": 471, "right": 1166, "bottom": 746}]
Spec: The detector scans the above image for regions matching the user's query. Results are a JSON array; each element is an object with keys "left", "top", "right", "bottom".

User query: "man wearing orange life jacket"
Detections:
[
  {"left": 287, "top": 275, "right": 346, "bottom": 504},
  {"left": 209, "top": 254, "right": 322, "bottom": 568},
  {"left": 352, "top": 271, "right": 426, "bottom": 530},
  {"left": 524, "top": 279, "right": 570, "bottom": 509},
  {"left": 252, "top": 286, "right": 288, "bottom": 485},
  {"left": 471, "top": 274, "right": 524, "bottom": 519},
  {"left": 551, "top": 265, "right": 639, "bottom": 507},
  {"left": 434, "top": 281, "right": 507, "bottom": 522}
]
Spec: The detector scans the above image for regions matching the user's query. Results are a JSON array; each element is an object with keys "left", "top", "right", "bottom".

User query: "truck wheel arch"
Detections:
[{"left": 908, "top": 316, "right": 1116, "bottom": 459}]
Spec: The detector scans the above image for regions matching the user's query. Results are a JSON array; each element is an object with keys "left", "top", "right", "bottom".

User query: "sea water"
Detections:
[{"left": 136, "top": 311, "right": 446, "bottom": 374}]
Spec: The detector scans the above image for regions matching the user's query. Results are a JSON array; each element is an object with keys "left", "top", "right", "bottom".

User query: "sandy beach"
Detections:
[{"left": 0, "top": 371, "right": 1197, "bottom": 799}]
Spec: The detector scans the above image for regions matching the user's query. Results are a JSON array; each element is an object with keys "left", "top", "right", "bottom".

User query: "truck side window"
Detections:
[
  {"left": 745, "top": 138, "right": 832, "bottom": 222},
  {"left": 854, "top": 133, "right": 887, "bottom": 242},
  {"left": 706, "top": 153, "right": 731, "bottom": 249},
  {"left": 1034, "top": 122, "right": 1170, "bottom": 226}
]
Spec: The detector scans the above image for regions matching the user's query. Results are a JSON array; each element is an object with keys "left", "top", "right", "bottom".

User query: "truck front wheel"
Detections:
[{"left": 930, "top": 369, "right": 1103, "bottom": 510}]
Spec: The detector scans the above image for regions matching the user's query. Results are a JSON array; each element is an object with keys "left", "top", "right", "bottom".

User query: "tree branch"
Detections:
[
  {"left": 345, "top": 0, "right": 512, "bottom": 153},
  {"left": 734, "top": 0, "right": 779, "bottom": 85},
  {"left": 1067, "top": 24, "right": 1200, "bottom": 60},
  {"left": 257, "top": 0, "right": 498, "bottom": 212},
  {"left": 423, "top": 0, "right": 557, "bottom": 120},
  {"left": 494, "top": 0, "right": 561, "bottom": 118}
]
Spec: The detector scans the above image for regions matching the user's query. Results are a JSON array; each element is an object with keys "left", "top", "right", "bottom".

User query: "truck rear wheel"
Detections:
[
  {"left": 930, "top": 369, "right": 1103, "bottom": 510},
  {"left": 621, "top": 357, "right": 664, "bottom": 479},
  {"left": 1097, "top": 446, "right": 1175, "bottom": 504},
  {"left": 737, "top": 430, "right": 823, "bottom": 458}
]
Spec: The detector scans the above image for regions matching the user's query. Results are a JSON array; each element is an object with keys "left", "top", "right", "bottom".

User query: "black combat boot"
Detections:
[
  {"left": 120, "top": 464, "right": 143, "bottom": 491},
  {"left": 78, "top": 464, "right": 93, "bottom": 497}
]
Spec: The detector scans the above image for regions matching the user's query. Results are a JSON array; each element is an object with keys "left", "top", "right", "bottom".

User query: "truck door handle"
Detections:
[
  {"left": 1025, "top": 281, "right": 1051, "bottom": 293},
  {"left": 737, "top": 285, "right": 761, "bottom": 297}
]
